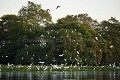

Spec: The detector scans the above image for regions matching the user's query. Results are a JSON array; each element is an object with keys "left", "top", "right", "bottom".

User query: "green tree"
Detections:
[
  {"left": 99, "top": 17, "right": 120, "bottom": 66},
  {"left": 45, "top": 22, "right": 104, "bottom": 65},
  {"left": 18, "top": 1, "right": 52, "bottom": 28},
  {"left": 57, "top": 13, "right": 99, "bottom": 29},
  {"left": 57, "top": 15, "right": 78, "bottom": 24},
  {"left": 0, "top": 14, "right": 24, "bottom": 64}
]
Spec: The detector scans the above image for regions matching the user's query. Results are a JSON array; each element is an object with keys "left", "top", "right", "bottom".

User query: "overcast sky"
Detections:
[{"left": 0, "top": 0, "right": 120, "bottom": 22}]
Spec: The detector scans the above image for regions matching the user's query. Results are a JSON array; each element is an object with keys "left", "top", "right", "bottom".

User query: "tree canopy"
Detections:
[
  {"left": 0, "top": 1, "right": 120, "bottom": 66},
  {"left": 18, "top": 1, "right": 52, "bottom": 27}
]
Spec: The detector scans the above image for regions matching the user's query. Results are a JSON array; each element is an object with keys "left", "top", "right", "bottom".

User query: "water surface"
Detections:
[{"left": 0, "top": 71, "right": 120, "bottom": 80}]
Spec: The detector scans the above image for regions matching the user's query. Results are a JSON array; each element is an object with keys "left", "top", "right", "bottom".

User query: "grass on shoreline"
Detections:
[{"left": 0, "top": 64, "right": 120, "bottom": 72}]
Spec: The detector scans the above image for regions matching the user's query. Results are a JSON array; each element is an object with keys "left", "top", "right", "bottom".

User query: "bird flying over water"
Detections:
[{"left": 56, "top": 6, "right": 60, "bottom": 9}]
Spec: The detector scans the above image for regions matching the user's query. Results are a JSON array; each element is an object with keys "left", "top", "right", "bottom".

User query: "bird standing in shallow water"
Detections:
[{"left": 56, "top": 6, "right": 60, "bottom": 9}]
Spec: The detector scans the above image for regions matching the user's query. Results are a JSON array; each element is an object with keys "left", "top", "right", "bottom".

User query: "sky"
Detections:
[{"left": 0, "top": 0, "right": 120, "bottom": 22}]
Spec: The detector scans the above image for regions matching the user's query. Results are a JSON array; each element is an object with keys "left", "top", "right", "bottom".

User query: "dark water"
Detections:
[{"left": 0, "top": 71, "right": 120, "bottom": 80}]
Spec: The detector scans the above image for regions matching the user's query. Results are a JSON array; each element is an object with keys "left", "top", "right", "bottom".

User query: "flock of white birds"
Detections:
[{"left": 0, "top": 62, "right": 119, "bottom": 72}]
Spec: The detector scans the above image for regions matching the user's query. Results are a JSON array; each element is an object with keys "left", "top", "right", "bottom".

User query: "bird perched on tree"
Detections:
[
  {"left": 46, "top": 9, "right": 50, "bottom": 12},
  {"left": 56, "top": 6, "right": 60, "bottom": 9}
]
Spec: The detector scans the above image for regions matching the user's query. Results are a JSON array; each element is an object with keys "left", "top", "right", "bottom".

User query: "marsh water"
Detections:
[{"left": 0, "top": 71, "right": 120, "bottom": 80}]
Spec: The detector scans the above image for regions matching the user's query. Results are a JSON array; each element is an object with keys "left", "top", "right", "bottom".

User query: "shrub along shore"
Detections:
[{"left": 0, "top": 64, "right": 120, "bottom": 72}]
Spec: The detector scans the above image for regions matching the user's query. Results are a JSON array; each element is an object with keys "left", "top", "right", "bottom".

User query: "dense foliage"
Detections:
[{"left": 0, "top": 1, "right": 120, "bottom": 66}]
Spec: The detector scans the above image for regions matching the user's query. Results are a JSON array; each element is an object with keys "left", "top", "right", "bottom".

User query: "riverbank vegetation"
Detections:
[
  {"left": 0, "top": 64, "right": 120, "bottom": 72},
  {"left": 0, "top": 1, "right": 120, "bottom": 67}
]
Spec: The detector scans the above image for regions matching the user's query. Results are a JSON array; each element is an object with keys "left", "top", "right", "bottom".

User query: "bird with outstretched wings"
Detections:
[{"left": 56, "top": 6, "right": 60, "bottom": 9}]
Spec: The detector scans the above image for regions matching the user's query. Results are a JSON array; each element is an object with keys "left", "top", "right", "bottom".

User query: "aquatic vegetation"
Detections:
[{"left": 0, "top": 64, "right": 120, "bottom": 72}]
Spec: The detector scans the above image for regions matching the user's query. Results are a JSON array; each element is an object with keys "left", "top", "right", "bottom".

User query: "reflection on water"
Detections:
[{"left": 0, "top": 71, "right": 120, "bottom": 80}]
